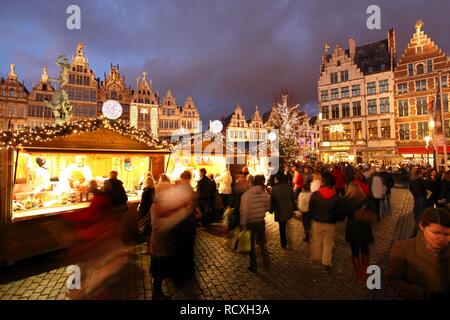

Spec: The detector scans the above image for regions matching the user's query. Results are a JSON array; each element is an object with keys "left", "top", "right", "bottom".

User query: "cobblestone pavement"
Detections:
[{"left": 0, "top": 187, "right": 414, "bottom": 300}]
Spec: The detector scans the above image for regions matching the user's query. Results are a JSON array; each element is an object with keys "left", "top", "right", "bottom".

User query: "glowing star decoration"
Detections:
[
  {"left": 268, "top": 132, "right": 278, "bottom": 142},
  {"left": 102, "top": 100, "right": 123, "bottom": 120},
  {"left": 210, "top": 120, "right": 223, "bottom": 134}
]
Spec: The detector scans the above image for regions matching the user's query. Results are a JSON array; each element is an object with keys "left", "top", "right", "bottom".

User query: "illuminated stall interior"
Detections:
[{"left": 13, "top": 150, "right": 152, "bottom": 220}]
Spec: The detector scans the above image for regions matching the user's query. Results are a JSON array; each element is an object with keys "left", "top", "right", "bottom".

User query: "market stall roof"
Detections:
[
  {"left": 172, "top": 131, "right": 248, "bottom": 155},
  {"left": 0, "top": 117, "right": 174, "bottom": 153}
]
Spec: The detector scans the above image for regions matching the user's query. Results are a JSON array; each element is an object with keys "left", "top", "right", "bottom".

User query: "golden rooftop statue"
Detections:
[
  {"left": 324, "top": 42, "right": 330, "bottom": 53},
  {"left": 41, "top": 67, "right": 48, "bottom": 82},
  {"left": 416, "top": 20, "right": 424, "bottom": 33},
  {"left": 9, "top": 63, "right": 15, "bottom": 74},
  {"left": 76, "top": 42, "right": 85, "bottom": 57}
]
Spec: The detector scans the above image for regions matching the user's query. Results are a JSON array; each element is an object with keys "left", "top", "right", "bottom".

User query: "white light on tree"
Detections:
[
  {"left": 268, "top": 131, "right": 278, "bottom": 141},
  {"left": 102, "top": 100, "right": 123, "bottom": 120},
  {"left": 210, "top": 120, "right": 223, "bottom": 134}
]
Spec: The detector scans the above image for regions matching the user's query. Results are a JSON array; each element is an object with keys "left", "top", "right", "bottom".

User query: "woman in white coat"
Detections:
[{"left": 216, "top": 169, "right": 233, "bottom": 208}]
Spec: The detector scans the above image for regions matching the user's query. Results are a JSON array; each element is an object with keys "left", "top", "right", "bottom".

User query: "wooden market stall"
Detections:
[
  {"left": 166, "top": 135, "right": 274, "bottom": 185},
  {"left": 0, "top": 119, "right": 172, "bottom": 265}
]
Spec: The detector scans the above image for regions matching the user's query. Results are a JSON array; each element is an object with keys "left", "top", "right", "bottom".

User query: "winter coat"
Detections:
[
  {"left": 352, "top": 178, "right": 369, "bottom": 196},
  {"left": 293, "top": 171, "right": 304, "bottom": 190},
  {"left": 103, "top": 178, "right": 128, "bottom": 208},
  {"left": 217, "top": 172, "right": 233, "bottom": 195},
  {"left": 340, "top": 197, "right": 374, "bottom": 244},
  {"left": 409, "top": 176, "right": 427, "bottom": 199},
  {"left": 439, "top": 179, "right": 450, "bottom": 204},
  {"left": 240, "top": 186, "right": 270, "bottom": 226},
  {"left": 139, "top": 187, "right": 155, "bottom": 220},
  {"left": 387, "top": 235, "right": 450, "bottom": 300},
  {"left": 270, "top": 182, "right": 296, "bottom": 222},
  {"left": 197, "top": 176, "right": 216, "bottom": 201},
  {"left": 370, "top": 173, "right": 387, "bottom": 199},
  {"left": 344, "top": 165, "right": 356, "bottom": 185},
  {"left": 310, "top": 179, "right": 322, "bottom": 192},
  {"left": 150, "top": 183, "right": 194, "bottom": 257},
  {"left": 332, "top": 168, "right": 346, "bottom": 190},
  {"left": 298, "top": 191, "right": 312, "bottom": 213},
  {"left": 309, "top": 187, "right": 341, "bottom": 224}
]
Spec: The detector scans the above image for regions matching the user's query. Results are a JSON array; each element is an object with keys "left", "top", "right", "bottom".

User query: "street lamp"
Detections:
[
  {"left": 424, "top": 135, "right": 431, "bottom": 166},
  {"left": 429, "top": 119, "right": 435, "bottom": 129}
]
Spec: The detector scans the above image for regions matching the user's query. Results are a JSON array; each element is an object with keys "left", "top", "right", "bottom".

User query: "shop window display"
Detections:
[{"left": 12, "top": 151, "right": 150, "bottom": 219}]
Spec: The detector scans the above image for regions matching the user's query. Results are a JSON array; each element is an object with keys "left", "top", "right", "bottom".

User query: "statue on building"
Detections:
[{"left": 47, "top": 55, "right": 73, "bottom": 125}]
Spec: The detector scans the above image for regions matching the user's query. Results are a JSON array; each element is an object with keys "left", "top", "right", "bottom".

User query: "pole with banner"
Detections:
[{"left": 439, "top": 71, "right": 448, "bottom": 171}]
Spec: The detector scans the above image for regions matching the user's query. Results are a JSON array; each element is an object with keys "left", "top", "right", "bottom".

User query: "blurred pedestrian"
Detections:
[
  {"left": 298, "top": 183, "right": 313, "bottom": 243},
  {"left": 103, "top": 170, "right": 128, "bottom": 210},
  {"left": 197, "top": 168, "right": 216, "bottom": 227},
  {"left": 309, "top": 172, "right": 341, "bottom": 273},
  {"left": 138, "top": 173, "right": 156, "bottom": 247},
  {"left": 240, "top": 175, "right": 270, "bottom": 273},
  {"left": 270, "top": 174, "right": 296, "bottom": 249},
  {"left": 387, "top": 207, "right": 450, "bottom": 300},
  {"left": 216, "top": 169, "right": 233, "bottom": 208},
  {"left": 149, "top": 177, "right": 195, "bottom": 300},
  {"left": 173, "top": 171, "right": 200, "bottom": 299},
  {"left": 292, "top": 164, "right": 304, "bottom": 198},
  {"left": 331, "top": 165, "right": 345, "bottom": 196},
  {"left": 341, "top": 183, "right": 376, "bottom": 281}
]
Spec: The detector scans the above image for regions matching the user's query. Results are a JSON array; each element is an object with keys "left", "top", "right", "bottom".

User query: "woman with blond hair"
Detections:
[
  {"left": 138, "top": 172, "right": 156, "bottom": 239},
  {"left": 341, "top": 182, "right": 376, "bottom": 281}
]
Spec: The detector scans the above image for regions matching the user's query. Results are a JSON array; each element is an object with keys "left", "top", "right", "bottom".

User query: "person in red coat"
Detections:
[
  {"left": 63, "top": 180, "right": 130, "bottom": 299},
  {"left": 331, "top": 165, "right": 346, "bottom": 196},
  {"left": 292, "top": 164, "right": 304, "bottom": 198}
]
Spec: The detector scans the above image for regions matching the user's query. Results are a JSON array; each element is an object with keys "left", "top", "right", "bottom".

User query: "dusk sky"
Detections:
[{"left": 1, "top": 0, "right": 450, "bottom": 124}]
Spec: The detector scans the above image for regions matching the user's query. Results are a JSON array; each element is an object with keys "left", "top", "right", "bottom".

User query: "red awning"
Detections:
[{"left": 397, "top": 146, "right": 448, "bottom": 154}]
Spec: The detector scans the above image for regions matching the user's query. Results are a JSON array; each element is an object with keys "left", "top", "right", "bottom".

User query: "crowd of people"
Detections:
[{"left": 68, "top": 161, "right": 449, "bottom": 300}]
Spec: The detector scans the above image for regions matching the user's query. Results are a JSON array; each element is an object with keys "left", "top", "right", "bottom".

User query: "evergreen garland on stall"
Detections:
[{"left": 0, "top": 117, "right": 174, "bottom": 150}]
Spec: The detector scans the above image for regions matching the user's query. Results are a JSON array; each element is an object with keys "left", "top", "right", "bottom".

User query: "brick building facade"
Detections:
[{"left": 394, "top": 21, "right": 450, "bottom": 165}]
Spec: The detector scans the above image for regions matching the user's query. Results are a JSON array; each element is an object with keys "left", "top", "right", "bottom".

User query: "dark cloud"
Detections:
[{"left": 1, "top": 0, "right": 450, "bottom": 122}]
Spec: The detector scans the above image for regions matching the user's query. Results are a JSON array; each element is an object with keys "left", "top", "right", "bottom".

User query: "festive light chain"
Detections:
[{"left": 0, "top": 117, "right": 175, "bottom": 150}]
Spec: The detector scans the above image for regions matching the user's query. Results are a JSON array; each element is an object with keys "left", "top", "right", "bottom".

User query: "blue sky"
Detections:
[{"left": 1, "top": 0, "right": 450, "bottom": 123}]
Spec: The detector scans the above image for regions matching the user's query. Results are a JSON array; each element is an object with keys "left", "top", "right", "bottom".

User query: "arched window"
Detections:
[
  {"left": 417, "top": 64, "right": 424, "bottom": 75},
  {"left": 9, "top": 89, "right": 15, "bottom": 97}
]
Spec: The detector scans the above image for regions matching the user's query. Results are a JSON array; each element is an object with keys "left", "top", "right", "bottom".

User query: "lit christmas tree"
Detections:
[{"left": 268, "top": 94, "right": 308, "bottom": 165}]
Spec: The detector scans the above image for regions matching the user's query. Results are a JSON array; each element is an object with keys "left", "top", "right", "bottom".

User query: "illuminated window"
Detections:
[
  {"left": 398, "top": 100, "right": 409, "bottom": 117},
  {"left": 417, "top": 122, "right": 429, "bottom": 139},
  {"left": 368, "top": 120, "right": 378, "bottom": 139},
  {"left": 399, "top": 123, "right": 410, "bottom": 140},
  {"left": 381, "top": 119, "right": 391, "bottom": 139},
  {"left": 416, "top": 97, "right": 428, "bottom": 115}
]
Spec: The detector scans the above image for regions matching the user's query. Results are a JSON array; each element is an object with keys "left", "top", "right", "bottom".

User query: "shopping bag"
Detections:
[{"left": 236, "top": 230, "right": 251, "bottom": 253}]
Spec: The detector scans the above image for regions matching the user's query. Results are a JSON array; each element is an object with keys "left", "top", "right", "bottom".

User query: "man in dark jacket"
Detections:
[
  {"left": 197, "top": 168, "right": 216, "bottom": 227},
  {"left": 409, "top": 168, "right": 428, "bottom": 225},
  {"left": 309, "top": 172, "right": 341, "bottom": 273},
  {"left": 103, "top": 171, "right": 128, "bottom": 209},
  {"left": 270, "top": 174, "right": 296, "bottom": 249}
]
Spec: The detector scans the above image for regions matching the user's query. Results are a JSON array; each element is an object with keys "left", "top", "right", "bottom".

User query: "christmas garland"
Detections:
[{"left": 0, "top": 117, "right": 174, "bottom": 150}]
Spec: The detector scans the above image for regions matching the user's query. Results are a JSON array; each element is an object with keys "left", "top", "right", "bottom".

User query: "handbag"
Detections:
[
  {"left": 236, "top": 230, "right": 251, "bottom": 253},
  {"left": 353, "top": 205, "right": 377, "bottom": 224}
]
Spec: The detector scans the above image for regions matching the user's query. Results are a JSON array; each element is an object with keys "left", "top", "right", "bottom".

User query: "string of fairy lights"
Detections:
[{"left": 0, "top": 116, "right": 174, "bottom": 150}]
